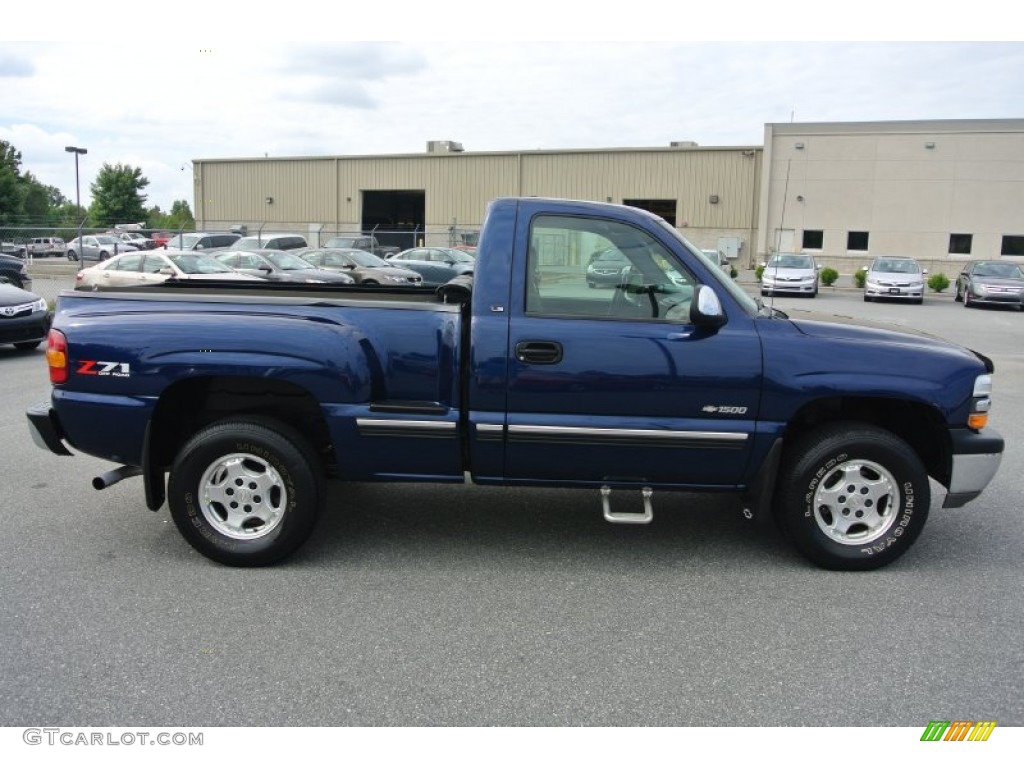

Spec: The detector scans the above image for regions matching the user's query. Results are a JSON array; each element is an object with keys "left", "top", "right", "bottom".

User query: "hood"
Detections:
[
  {"left": 781, "top": 308, "right": 991, "bottom": 370},
  {"left": 0, "top": 282, "right": 38, "bottom": 306},
  {"left": 765, "top": 266, "right": 814, "bottom": 278},
  {"left": 970, "top": 276, "right": 1024, "bottom": 289}
]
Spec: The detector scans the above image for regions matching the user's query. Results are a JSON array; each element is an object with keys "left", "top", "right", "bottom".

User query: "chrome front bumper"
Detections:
[{"left": 944, "top": 427, "right": 1004, "bottom": 508}]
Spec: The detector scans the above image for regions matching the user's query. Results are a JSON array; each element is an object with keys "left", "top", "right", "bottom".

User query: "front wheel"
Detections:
[
  {"left": 774, "top": 422, "right": 930, "bottom": 570},
  {"left": 67, "top": 250, "right": 78, "bottom": 262},
  {"left": 167, "top": 418, "right": 323, "bottom": 566}
]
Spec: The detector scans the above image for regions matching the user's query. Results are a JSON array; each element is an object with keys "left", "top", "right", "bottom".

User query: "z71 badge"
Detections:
[
  {"left": 76, "top": 360, "right": 131, "bottom": 377},
  {"left": 702, "top": 405, "right": 748, "bottom": 415}
]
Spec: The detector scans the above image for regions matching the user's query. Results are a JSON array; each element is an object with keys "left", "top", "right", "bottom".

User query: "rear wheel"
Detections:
[
  {"left": 774, "top": 422, "right": 930, "bottom": 570},
  {"left": 167, "top": 418, "right": 323, "bottom": 566}
]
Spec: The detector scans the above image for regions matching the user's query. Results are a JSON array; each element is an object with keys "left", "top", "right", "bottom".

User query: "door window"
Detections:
[{"left": 526, "top": 214, "right": 695, "bottom": 322}]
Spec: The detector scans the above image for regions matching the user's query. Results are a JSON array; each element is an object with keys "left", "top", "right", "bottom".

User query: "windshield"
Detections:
[
  {"left": 769, "top": 253, "right": 814, "bottom": 269},
  {"left": 975, "top": 262, "right": 1024, "bottom": 278},
  {"left": 653, "top": 218, "right": 759, "bottom": 314},
  {"left": 169, "top": 254, "right": 234, "bottom": 274},
  {"left": 266, "top": 251, "right": 315, "bottom": 270},
  {"left": 168, "top": 234, "right": 200, "bottom": 249},
  {"left": 95, "top": 235, "right": 119, "bottom": 245},
  {"left": 345, "top": 250, "right": 387, "bottom": 267},
  {"left": 873, "top": 258, "right": 920, "bottom": 273}
]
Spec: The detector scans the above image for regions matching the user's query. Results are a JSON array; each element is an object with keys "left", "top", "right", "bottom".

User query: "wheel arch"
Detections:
[
  {"left": 146, "top": 375, "right": 333, "bottom": 501},
  {"left": 780, "top": 395, "right": 952, "bottom": 488}
]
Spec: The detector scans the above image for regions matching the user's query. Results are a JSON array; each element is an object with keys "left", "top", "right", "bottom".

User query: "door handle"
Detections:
[{"left": 515, "top": 340, "right": 563, "bottom": 364}]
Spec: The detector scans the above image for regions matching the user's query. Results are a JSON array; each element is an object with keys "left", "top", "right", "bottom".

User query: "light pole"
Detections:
[{"left": 65, "top": 146, "right": 87, "bottom": 256}]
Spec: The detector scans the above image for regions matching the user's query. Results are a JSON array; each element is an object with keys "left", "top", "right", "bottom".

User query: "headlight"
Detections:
[
  {"left": 32, "top": 298, "right": 47, "bottom": 312},
  {"left": 969, "top": 374, "right": 993, "bottom": 429},
  {"left": 383, "top": 274, "right": 405, "bottom": 283}
]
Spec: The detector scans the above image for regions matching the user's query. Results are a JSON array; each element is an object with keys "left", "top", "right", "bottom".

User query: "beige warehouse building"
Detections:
[{"left": 193, "top": 118, "right": 1024, "bottom": 268}]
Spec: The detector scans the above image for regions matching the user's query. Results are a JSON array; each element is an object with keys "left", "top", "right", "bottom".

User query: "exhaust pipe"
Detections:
[{"left": 93, "top": 465, "right": 143, "bottom": 490}]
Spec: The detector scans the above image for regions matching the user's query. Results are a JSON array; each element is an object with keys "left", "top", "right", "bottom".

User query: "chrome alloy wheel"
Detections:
[
  {"left": 812, "top": 459, "right": 900, "bottom": 545},
  {"left": 198, "top": 452, "right": 288, "bottom": 540}
]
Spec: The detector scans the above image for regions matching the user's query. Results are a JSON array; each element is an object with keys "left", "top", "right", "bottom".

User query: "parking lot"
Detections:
[{"left": 1, "top": 268, "right": 1021, "bottom": 727}]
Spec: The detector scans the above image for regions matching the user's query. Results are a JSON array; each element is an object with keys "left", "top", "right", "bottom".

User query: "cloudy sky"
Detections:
[{"left": 2, "top": 3, "right": 1022, "bottom": 212}]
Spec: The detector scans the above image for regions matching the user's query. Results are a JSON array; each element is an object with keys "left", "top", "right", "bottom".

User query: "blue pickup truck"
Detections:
[{"left": 27, "top": 197, "right": 1004, "bottom": 570}]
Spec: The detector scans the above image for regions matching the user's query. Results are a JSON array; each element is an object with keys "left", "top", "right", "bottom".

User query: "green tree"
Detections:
[
  {"left": 88, "top": 163, "right": 149, "bottom": 227},
  {"left": 0, "top": 140, "right": 26, "bottom": 227},
  {"left": 146, "top": 199, "right": 195, "bottom": 231}
]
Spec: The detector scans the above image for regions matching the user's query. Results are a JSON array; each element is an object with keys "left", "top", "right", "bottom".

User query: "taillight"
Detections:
[{"left": 46, "top": 330, "right": 68, "bottom": 384}]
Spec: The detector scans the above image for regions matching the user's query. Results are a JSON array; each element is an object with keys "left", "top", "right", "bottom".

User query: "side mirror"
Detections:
[
  {"left": 922, "top": 268, "right": 929, "bottom": 275},
  {"left": 158, "top": 267, "right": 174, "bottom": 275},
  {"left": 689, "top": 285, "right": 726, "bottom": 330}
]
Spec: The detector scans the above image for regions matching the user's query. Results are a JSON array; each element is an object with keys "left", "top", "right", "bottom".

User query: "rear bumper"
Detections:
[
  {"left": 26, "top": 401, "right": 73, "bottom": 456},
  {"left": 943, "top": 427, "right": 1004, "bottom": 508}
]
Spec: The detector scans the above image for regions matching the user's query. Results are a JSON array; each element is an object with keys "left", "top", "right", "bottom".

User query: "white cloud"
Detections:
[{"left": 2, "top": 39, "right": 1022, "bottom": 212}]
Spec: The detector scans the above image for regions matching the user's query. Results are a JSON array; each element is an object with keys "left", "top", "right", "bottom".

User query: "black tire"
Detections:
[
  {"left": 362, "top": 280, "right": 379, "bottom": 286},
  {"left": 964, "top": 291, "right": 973, "bottom": 308},
  {"left": 863, "top": 295, "right": 871, "bottom": 302},
  {"left": 167, "top": 418, "right": 323, "bottom": 566},
  {"left": 67, "top": 250, "right": 78, "bottom": 262},
  {"left": 954, "top": 284, "right": 962, "bottom": 302},
  {"left": 774, "top": 422, "right": 930, "bottom": 570},
  {"left": 13, "top": 340, "right": 42, "bottom": 350}
]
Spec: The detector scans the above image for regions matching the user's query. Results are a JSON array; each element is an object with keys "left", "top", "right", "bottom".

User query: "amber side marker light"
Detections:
[{"left": 46, "top": 330, "right": 68, "bottom": 384}]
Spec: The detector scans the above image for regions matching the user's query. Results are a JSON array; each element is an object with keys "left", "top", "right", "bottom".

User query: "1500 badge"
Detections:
[
  {"left": 76, "top": 360, "right": 131, "bottom": 377},
  {"left": 702, "top": 405, "right": 748, "bottom": 415}
]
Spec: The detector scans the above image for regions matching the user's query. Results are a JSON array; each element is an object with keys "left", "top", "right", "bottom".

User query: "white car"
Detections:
[
  {"left": 761, "top": 252, "right": 819, "bottom": 297},
  {"left": 863, "top": 257, "right": 926, "bottom": 304},
  {"left": 74, "top": 250, "right": 264, "bottom": 290}
]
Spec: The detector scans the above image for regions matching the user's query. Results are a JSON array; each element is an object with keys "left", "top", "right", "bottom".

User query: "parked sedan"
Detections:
[
  {"left": 761, "top": 252, "right": 819, "bottom": 297},
  {"left": 387, "top": 247, "right": 475, "bottom": 287},
  {"left": 955, "top": 260, "right": 1024, "bottom": 310},
  {"left": 0, "top": 276, "right": 51, "bottom": 350},
  {"left": 295, "top": 248, "right": 423, "bottom": 286},
  {"left": 116, "top": 232, "right": 157, "bottom": 251},
  {"left": 74, "top": 251, "right": 265, "bottom": 290},
  {"left": 213, "top": 249, "right": 355, "bottom": 284},
  {"left": 863, "top": 256, "right": 926, "bottom": 303},
  {"left": 66, "top": 235, "right": 136, "bottom": 262},
  {"left": 585, "top": 248, "right": 631, "bottom": 287}
]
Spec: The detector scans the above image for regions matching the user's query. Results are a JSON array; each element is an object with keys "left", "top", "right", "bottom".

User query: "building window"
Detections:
[
  {"left": 1001, "top": 235, "right": 1024, "bottom": 257},
  {"left": 847, "top": 231, "right": 869, "bottom": 251},
  {"left": 802, "top": 230, "right": 823, "bottom": 249},
  {"left": 949, "top": 234, "right": 973, "bottom": 255},
  {"left": 622, "top": 199, "right": 677, "bottom": 227}
]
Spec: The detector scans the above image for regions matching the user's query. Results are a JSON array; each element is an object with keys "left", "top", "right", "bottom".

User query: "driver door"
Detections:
[{"left": 502, "top": 213, "right": 762, "bottom": 487}]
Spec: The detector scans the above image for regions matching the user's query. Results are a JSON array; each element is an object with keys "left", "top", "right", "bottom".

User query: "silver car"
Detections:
[
  {"left": 863, "top": 256, "right": 926, "bottom": 304},
  {"left": 66, "top": 235, "right": 137, "bottom": 263},
  {"left": 761, "top": 252, "right": 819, "bottom": 297},
  {"left": 295, "top": 248, "right": 423, "bottom": 285}
]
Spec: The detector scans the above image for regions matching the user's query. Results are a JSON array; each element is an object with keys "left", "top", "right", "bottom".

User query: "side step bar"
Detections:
[{"left": 601, "top": 485, "right": 654, "bottom": 524}]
